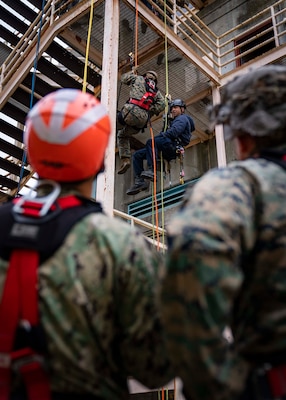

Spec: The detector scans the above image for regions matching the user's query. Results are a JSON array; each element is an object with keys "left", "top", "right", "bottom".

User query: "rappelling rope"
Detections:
[
  {"left": 16, "top": 0, "right": 46, "bottom": 197},
  {"left": 117, "top": 2, "right": 139, "bottom": 111},
  {"left": 135, "top": 0, "right": 139, "bottom": 68},
  {"left": 149, "top": 122, "right": 161, "bottom": 249},
  {"left": 157, "top": 0, "right": 170, "bottom": 250},
  {"left": 82, "top": 0, "right": 94, "bottom": 93}
]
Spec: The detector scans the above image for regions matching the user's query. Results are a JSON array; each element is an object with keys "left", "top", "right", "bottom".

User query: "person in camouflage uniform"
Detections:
[
  {"left": 117, "top": 70, "right": 165, "bottom": 174},
  {"left": 161, "top": 65, "right": 286, "bottom": 400},
  {"left": 0, "top": 89, "right": 173, "bottom": 400},
  {"left": 126, "top": 98, "right": 195, "bottom": 195}
]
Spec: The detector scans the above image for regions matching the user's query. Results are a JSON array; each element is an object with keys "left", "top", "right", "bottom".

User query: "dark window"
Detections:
[{"left": 234, "top": 21, "right": 275, "bottom": 66}]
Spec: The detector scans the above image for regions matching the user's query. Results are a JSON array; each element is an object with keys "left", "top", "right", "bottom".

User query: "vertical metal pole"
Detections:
[
  {"left": 212, "top": 85, "right": 227, "bottom": 167},
  {"left": 96, "top": 0, "right": 119, "bottom": 215}
]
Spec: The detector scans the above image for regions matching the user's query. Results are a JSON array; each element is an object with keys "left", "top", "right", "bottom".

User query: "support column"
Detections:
[
  {"left": 96, "top": 0, "right": 119, "bottom": 215},
  {"left": 212, "top": 85, "right": 227, "bottom": 167}
]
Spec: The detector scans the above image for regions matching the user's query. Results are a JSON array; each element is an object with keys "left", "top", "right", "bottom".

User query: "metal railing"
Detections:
[
  {"left": 140, "top": 0, "right": 286, "bottom": 75},
  {"left": 0, "top": 0, "right": 92, "bottom": 95},
  {"left": 113, "top": 209, "right": 167, "bottom": 251}
]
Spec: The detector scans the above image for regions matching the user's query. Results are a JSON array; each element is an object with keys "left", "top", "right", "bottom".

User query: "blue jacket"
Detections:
[{"left": 162, "top": 113, "right": 195, "bottom": 146}]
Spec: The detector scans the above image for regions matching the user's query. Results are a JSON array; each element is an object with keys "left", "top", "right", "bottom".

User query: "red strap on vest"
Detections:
[
  {"left": 13, "top": 194, "right": 82, "bottom": 217},
  {"left": 0, "top": 250, "right": 51, "bottom": 400},
  {"left": 129, "top": 98, "right": 150, "bottom": 110}
]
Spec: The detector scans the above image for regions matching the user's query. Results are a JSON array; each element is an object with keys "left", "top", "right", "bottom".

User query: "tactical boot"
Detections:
[
  {"left": 140, "top": 169, "right": 154, "bottom": 181},
  {"left": 118, "top": 158, "right": 131, "bottom": 174},
  {"left": 126, "top": 177, "right": 149, "bottom": 195}
]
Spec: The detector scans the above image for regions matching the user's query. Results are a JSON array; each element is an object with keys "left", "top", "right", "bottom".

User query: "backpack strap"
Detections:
[
  {"left": 0, "top": 250, "right": 51, "bottom": 400},
  {"left": 0, "top": 180, "right": 103, "bottom": 400}
]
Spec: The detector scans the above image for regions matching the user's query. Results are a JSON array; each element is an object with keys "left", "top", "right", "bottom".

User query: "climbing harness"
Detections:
[
  {"left": 129, "top": 78, "right": 158, "bottom": 110},
  {"left": 177, "top": 145, "right": 185, "bottom": 185},
  {"left": 0, "top": 181, "right": 103, "bottom": 400},
  {"left": 159, "top": 144, "right": 185, "bottom": 187}
]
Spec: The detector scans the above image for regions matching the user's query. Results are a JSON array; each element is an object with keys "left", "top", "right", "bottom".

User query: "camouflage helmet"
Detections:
[
  {"left": 144, "top": 70, "right": 158, "bottom": 83},
  {"left": 209, "top": 65, "right": 286, "bottom": 141},
  {"left": 170, "top": 98, "right": 186, "bottom": 110}
]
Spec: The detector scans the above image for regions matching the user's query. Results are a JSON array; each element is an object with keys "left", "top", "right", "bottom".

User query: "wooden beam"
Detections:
[
  {"left": 59, "top": 27, "right": 103, "bottom": 67},
  {"left": 60, "top": 29, "right": 166, "bottom": 80},
  {"left": 186, "top": 131, "right": 214, "bottom": 148}
]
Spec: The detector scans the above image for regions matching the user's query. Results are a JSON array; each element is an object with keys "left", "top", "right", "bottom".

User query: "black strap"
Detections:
[{"left": 0, "top": 197, "right": 103, "bottom": 263}]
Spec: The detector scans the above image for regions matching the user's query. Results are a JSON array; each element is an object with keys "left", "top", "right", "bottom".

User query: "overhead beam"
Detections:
[
  {"left": 60, "top": 27, "right": 167, "bottom": 78},
  {"left": 59, "top": 27, "right": 103, "bottom": 68},
  {"left": 187, "top": 0, "right": 215, "bottom": 10}
]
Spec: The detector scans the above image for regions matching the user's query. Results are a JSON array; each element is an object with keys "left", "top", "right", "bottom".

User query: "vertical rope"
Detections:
[
  {"left": 158, "top": 0, "right": 171, "bottom": 247},
  {"left": 16, "top": 0, "right": 46, "bottom": 197},
  {"left": 135, "top": 0, "right": 139, "bottom": 67},
  {"left": 82, "top": 0, "right": 94, "bottom": 93},
  {"left": 149, "top": 123, "right": 160, "bottom": 249},
  {"left": 160, "top": 153, "right": 166, "bottom": 252}
]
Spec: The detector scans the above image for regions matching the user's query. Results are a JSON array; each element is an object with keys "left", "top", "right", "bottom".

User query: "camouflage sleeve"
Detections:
[
  {"left": 80, "top": 214, "right": 173, "bottom": 389},
  {"left": 161, "top": 166, "right": 257, "bottom": 400},
  {"left": 150, "top": 90, "right": 166, "bottom": 116},
  {"left": 115, "top": 228, "right": 174, "bottom": 388},
  {"left": 121, "top": 71, "right": 138, "bottom": 85}
]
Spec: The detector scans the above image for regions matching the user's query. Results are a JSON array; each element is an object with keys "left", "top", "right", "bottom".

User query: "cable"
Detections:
[
  {"left": 135, "top": 0, "right": 139, "bottom": 68},
  {"left": 16, "top": 0, "right": 46, "bottom": 197},
  {"left": 149, "top": 122, "right": 160, "bottom": 249},
  {"left": 82, "top": 0, "right": 94, "bottom": 93},
  {"left": 157, "top": 0, "right": 171, "bottom": 248},
  {"left": 160, "top": 153, "right": 166, "bottom": 253}
]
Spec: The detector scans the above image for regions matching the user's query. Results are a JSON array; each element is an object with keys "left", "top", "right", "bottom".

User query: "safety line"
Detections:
[
  {"left": 149, "top": 0, "right": 171, "bottom": 251},
  {"left": 16, "top": 0, "right": 46, "bottom": 197},
  {"left": 149, "top": 123, "right": 160, "bottom": 248},
  {"left": 82, "top": 0, "right": 94, "bottom": 93},
  {"left": 135, "top": 0, "right": 139, "bottom": 68},
  {"left": 157, "top": 0, "right": 170, "bottom": 248},
  {"left": 160, "top": 153, "right": 166, "bottom": 253}
]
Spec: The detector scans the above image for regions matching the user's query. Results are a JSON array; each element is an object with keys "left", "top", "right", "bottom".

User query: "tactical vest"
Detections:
[
  {"left": 0, "top": 181, "right": 103, "bottom": 400},
  {"left": 129, "top": 78, "right": 158, "bottom": 111}
]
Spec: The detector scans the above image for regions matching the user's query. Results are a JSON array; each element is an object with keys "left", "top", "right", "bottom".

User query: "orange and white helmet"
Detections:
[{"left": 24, "top": 88, "right": 111, "bottom": 182}]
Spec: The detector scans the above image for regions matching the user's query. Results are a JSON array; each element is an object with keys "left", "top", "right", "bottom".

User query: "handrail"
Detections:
[
  {"left": 0, "top": 0, "right": 95, "bottom": 96},
  {"left": 131, "top": 0, "right": 286, "bottom": 76},
  {"left": 113, "top": 209, "right": 167, "bottom": 251}
]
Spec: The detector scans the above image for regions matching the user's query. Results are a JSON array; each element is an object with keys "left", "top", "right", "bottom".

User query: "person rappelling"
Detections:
[{"left": 116, "top": 61, "right": 165, "bottom": 175}]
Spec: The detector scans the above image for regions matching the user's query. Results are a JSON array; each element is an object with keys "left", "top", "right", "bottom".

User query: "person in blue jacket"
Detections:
[{"left": 127, "top": 98, "right": 195, "bottom": 195}]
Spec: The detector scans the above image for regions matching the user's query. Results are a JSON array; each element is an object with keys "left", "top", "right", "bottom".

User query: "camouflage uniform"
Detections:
[
  {"left": 118, "top": 71, "right": 165, "bottom": 159},
  {"left": 0, "top": 189, "right": 173, "bottom": 399},
  {"left": 161, "top": 153, "right": 286, "bottom": 400}
]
